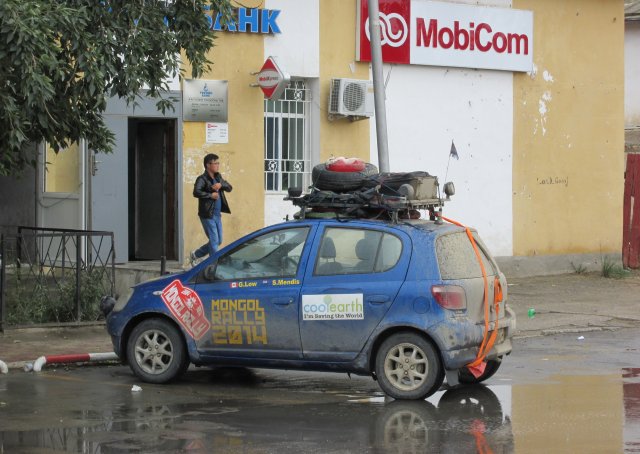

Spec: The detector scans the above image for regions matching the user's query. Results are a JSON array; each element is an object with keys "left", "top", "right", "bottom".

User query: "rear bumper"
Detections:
[{"left": 433, "top": 305, "right": 517, "bottom": 369}]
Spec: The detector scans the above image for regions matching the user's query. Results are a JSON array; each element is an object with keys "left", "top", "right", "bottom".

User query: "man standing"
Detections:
[{"left": 190, "top": 153, "right": 232, "bottom": 264}]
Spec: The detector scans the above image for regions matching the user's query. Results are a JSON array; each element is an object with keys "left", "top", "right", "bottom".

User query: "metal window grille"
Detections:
[{"left": 264, "top": 80, "right": 311, "bottom": 192}]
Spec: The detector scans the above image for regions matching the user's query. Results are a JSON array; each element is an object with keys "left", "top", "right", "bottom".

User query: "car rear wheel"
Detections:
[
  {"left": 375, "top": 333, "right": 444, "bottom": 400},
  {"left": 458, "top": 358, "right": 502, "bottom": 385},
  {"left": 127, "top": 318, "right": 189, "bottom": 384}
]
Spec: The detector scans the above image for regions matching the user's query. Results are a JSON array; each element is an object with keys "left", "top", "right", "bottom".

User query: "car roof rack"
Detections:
[{"left": 285, "top": 172, "right": 453, "bottom": 224}]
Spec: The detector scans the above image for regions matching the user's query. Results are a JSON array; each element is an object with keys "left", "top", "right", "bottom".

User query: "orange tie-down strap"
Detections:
[{"left": 442, "top": 216, "right": 502, "bottom": 378}]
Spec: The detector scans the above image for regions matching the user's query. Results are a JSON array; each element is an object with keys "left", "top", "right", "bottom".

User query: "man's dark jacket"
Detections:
[{"left": 193, "top": 172, "right": 232, "bottom": 218}]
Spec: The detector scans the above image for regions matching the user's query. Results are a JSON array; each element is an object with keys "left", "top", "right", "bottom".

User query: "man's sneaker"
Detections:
[{"left": 189, "top": 251, "right": 198, "bottom": 267}]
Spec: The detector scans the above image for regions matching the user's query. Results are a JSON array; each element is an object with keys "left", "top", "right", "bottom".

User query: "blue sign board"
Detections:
[{"left": 205, "top": 7, "right": 281, "bottom": 34}]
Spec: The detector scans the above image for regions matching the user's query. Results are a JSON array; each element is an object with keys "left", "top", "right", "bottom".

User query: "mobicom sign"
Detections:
[{"left": 357, "top": 0, "right": 533, "bottom": 72}]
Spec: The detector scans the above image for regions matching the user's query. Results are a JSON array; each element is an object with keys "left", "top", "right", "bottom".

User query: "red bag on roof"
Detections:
[{"left": 326, "top": 157, "right": 366, "bottom": 172}]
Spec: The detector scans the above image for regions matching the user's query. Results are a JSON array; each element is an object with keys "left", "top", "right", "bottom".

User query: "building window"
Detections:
[{"left": 264, "top": 80, "right": 311, "bottom": 192}]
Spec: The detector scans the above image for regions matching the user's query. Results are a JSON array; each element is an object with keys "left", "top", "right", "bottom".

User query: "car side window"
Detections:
[
  {"left": 314, "top": 228, "right": 403, "bottom": 276},
  {"left": 210, "top": 227, "right": 309, "bottom": 281}
]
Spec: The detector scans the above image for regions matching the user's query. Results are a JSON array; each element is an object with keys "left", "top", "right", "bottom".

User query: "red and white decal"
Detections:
[
  {"left": 160, "top": 280, "right": 210, "bottom": 340},
  {"left": 357, "top": 0, "right": 533, "bottom": 72}
]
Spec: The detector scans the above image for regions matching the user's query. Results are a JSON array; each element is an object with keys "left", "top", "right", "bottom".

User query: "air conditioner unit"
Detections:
[{"left": 328, "top": 78, "right": 374, "bottom": 118}]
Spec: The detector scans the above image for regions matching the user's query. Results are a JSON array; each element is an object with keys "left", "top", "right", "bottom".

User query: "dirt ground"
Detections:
[{"left": 506, "top": 269, "right": 640, "bottom": 336}]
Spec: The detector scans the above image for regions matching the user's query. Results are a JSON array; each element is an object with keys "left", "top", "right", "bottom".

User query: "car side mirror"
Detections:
[{"left": 203, "top": 264, "right": 217, "bottom": 281}]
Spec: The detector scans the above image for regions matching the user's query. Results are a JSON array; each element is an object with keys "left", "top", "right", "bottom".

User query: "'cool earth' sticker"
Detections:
[{"left": 302, "top": 294, "right": 364, "bottom": 321}]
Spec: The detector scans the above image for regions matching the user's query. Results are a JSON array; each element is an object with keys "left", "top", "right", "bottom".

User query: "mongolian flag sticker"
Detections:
[{"left": 160, "top": 280, "right": 210, "bottom": 340}]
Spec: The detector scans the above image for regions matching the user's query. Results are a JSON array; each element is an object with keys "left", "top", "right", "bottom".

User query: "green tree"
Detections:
[{"left": 0, "top": 0, "right": 233, "bottom": 176}]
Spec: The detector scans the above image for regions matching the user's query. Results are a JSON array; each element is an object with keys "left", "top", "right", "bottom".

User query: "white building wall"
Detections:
[
  {"left": 369, "top": 0, "right": 514, "bottom": 257},
  {"left": 260, "top": 0, "right": 516, "bottom": 256},
  {"left": 625, "top": 21, "right": 640, "bottom": 126},
  {"left": 371, "top": 64, "right": 513, "bottom": 256},
  {"left": 264, "top": 0, "right": 320, "bottom": 226},
  {"left": 264, "top": 0, "right": 320, "bottom": 78}
]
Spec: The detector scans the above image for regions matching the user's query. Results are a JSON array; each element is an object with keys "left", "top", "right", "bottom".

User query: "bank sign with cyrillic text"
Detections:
[{"left": 356, "top": 0, "right": 533, "bottom": 72}]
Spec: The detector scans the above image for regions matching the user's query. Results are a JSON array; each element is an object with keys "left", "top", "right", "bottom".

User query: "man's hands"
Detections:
[{"left": 210, "top": 182, "right": 222, "bottom": 199}]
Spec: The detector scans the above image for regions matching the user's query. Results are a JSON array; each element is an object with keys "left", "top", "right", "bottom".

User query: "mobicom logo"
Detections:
[
  {"left": 416, "top": 19, "right": 529, "bottom": 55},
  {"left": 365, "top": 13, "right": 409, "bottom": 48},
  {"left": 358, "top": 0, "right": 411, "bottom": 64},
  {"left": 357, "top": 0, "right": 533, "bottom": 72}
]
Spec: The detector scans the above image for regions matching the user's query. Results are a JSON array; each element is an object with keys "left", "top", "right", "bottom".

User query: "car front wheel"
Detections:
[
  {"left": 126, "top": 318, "right": 189, "bottom": 384},
  {"left": 375, "top": 333, "right": 444, "bottom": 400}
]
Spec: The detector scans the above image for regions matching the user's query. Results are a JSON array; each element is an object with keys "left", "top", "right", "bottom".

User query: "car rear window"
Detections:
[{"left": 436, "top": 232, "right": 495, "bottom": 279}]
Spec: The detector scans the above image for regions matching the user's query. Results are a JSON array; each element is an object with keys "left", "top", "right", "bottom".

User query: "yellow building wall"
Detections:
[
  {"left": 512, "top": 0, "right": 624, "bottom": 256},
  {"left": 181, "top": 2, "right": 372, "bottom": 262},
  {"left": 181, "top": 31, "right": 266, "bottom": 260},
  {"left": 319, "top": 0, "right": 371, "bottom": 163}
]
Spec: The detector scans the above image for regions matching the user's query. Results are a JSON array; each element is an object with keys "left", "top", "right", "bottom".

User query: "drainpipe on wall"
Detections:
[{"left": 368, "top": 0, "right": 390, "bottom": 173}]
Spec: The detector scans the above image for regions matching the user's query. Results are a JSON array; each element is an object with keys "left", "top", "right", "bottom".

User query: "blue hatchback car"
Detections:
[{"left": 103, "top": 217, "right": 516, "bottom": 400}]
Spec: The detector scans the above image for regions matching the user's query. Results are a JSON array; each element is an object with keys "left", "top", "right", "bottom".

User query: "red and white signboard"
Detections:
[
  {"left": 357, "top": 0, "right": 533, "bottom": 72},
  {"left": 257, "top": 56, "right": 290, "bottom": 100}
]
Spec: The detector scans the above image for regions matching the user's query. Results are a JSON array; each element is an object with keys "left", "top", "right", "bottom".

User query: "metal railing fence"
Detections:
[{"left": 0, "top": 227, "right": 115, "bottom": 331}]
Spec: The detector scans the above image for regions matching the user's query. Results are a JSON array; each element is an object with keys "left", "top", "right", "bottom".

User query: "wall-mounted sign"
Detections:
[
  {"left": 206, "top": 122, "right": 229, "bottom": 144},
  {"left": 204, "top": 7, "right": 281, "bottom": 34},
  {"left": 356, "top": 0, "right": 533, "bottom": 72},
  {"left": 257, "top": 57, "right": 290, "bottom": 100},
  {"left": 183, "top": 79, "right": 228, "bottom": 122}
]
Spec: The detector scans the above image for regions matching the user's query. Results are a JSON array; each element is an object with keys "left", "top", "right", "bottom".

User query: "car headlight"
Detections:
[{"left": 113, "top": 289, "right": 134, "bottom": 313}]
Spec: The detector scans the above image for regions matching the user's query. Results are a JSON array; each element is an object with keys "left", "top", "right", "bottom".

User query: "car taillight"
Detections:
[{"left": 431, "top": 285, "right": 467, "bottom": 310}]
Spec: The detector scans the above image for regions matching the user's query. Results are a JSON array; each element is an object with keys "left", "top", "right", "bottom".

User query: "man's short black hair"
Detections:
[{"left": 204, "top": 153, "right": 219, "bottom": 167}]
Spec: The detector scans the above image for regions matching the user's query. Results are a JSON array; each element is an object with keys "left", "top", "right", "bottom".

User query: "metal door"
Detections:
[
  {"left": 90, "top": 115, "right": 129, "bottom": 263},
  {"left": 623, "top": 153, "right": 640, "bottom": 268},
  {"left": 37, "top": 141, "right": 87, "bottom": 231},
  {"left": 194, "top": 225, "right": 315, "bottom": 360},
  {"left": 300, "top": 224, "right": 411, "bottom": 361}
]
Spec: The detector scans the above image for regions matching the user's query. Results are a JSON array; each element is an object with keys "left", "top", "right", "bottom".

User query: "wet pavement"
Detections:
[{"left": 1, "top": 327, "right": 639, "bottom": 453}]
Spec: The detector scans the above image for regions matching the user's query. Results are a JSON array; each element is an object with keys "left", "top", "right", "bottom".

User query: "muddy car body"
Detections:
[{"left": 103, "top": 217, "right": 516, "bottom": 399}]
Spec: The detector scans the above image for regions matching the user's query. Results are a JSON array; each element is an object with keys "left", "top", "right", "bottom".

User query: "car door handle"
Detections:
[
  {"left": 367, "top": 295, "right": 391, "bottom": 304},
  {"left": 272, "top": 297, "right": 294, "bottom": 306}
]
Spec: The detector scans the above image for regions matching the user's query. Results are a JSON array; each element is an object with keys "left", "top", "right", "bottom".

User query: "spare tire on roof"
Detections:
[{"left": 311, "top": 159, "right": 378, "bottom": 192}]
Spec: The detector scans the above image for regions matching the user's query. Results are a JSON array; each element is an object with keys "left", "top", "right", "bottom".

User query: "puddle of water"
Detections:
[{"left": 0, "top": 370, "right": 638, "bottom": 453}]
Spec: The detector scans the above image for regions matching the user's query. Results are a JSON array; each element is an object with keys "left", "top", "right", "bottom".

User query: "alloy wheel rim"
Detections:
[
  {"left": 134, "top": 329, "right": 174, "bottom": 374},
  {"left": 384, "top": 342, "right": 428, "bottom": 391}
]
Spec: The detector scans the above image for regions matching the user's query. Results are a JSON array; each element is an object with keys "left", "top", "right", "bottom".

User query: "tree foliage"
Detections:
[{"left": 0, "top": 0, "right": 233, "bottom": 176}]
